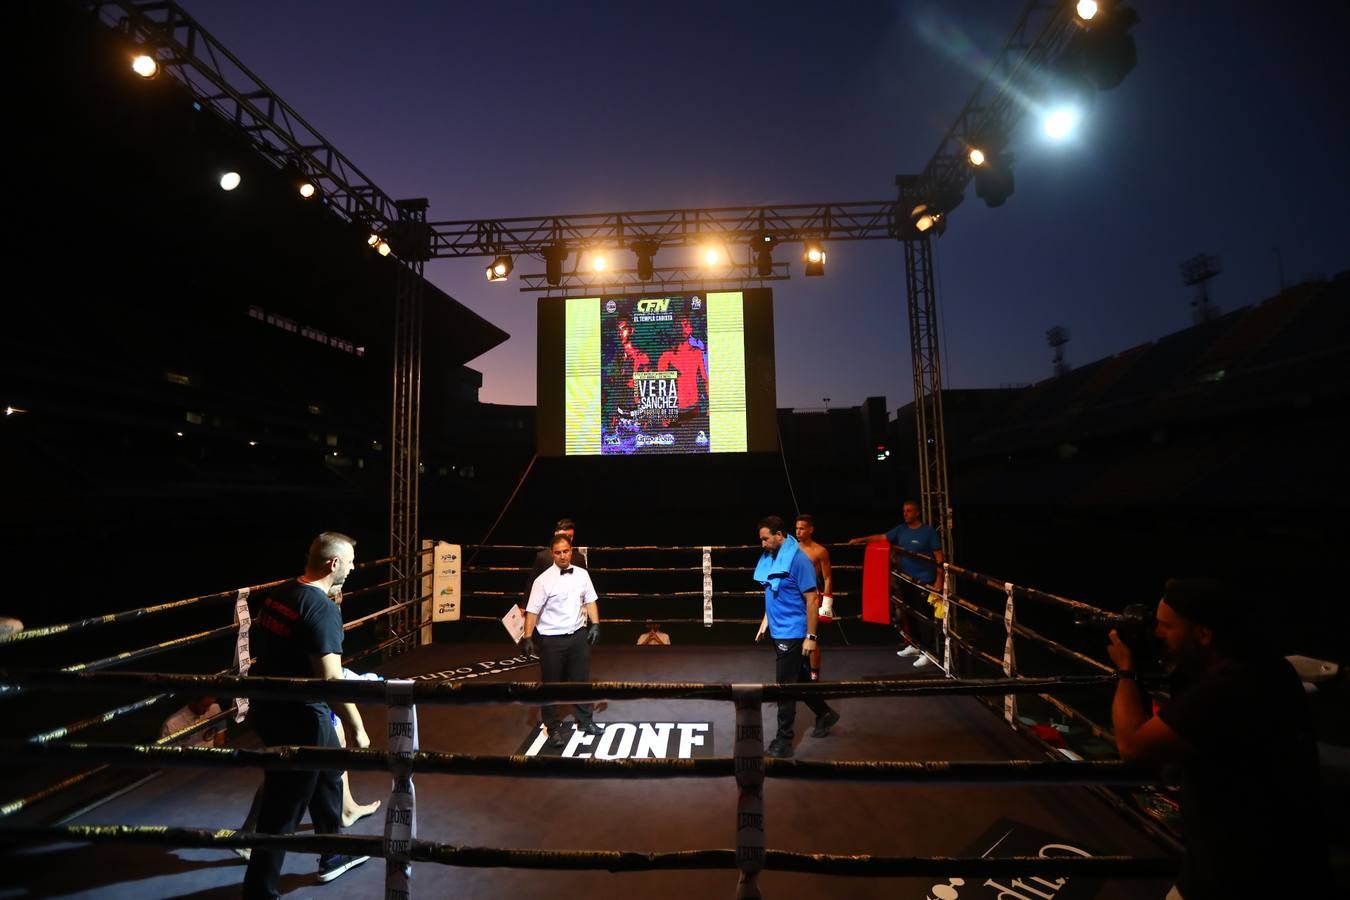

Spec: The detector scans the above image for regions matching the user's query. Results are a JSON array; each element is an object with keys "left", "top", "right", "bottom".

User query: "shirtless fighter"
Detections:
[{"left": 795, "top": 514, "right": 833, "bottom": 681}]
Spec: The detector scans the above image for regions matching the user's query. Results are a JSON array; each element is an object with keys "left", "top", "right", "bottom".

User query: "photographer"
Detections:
[{"left": 1107, "top": 579, "right": 1332, "bottom": 898}]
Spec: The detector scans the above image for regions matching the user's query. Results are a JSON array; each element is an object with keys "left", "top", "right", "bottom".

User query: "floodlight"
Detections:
[
  {"left": 132, "top": 54, "right": 159, "bottom": 78},
  {"left": 803, "top": 242, "right": 826, "bottom": 276}
]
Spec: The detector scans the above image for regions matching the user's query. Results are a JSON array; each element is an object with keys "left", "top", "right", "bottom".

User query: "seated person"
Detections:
[
  {"left": 160, "top": 695, "right": 225, "bottom": 747},
  {"left": 637, "top": 620, "right": 671, "bottom": 645}
]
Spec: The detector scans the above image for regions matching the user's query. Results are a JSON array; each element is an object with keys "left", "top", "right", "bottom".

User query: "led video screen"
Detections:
[{"left": 537, "top": 289, "right": 776, "bottom": 456}]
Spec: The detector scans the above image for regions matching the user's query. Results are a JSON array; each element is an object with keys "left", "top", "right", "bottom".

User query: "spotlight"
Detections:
[
  {"left": 591, "top": 250, "right": 608, "bottom": 273},
  {"left": 1076, "top": 0, "right": 1099, "bottom": 20},
  {"left": 366, "top": 231, "right": 381, "bottom": 248},
  {"left": 282, "top": 159, "right": 316, "bottom": 200},
  {"left": 632, "top": 239, "right": 659, "bottom": 282},
  {"left": 485, "top": 255, "right": 513, "bottom": 282},
  {"left": 219, "top": 171, "right": 241, "bottom": 191},
  {"left": 1043, "top": 106, "right": 1081, "bottom": 140},
  {"left": 974, "top": 151, "right": 1015, "bottom": 207},
  {"left": 1062, "top": 4, "right": 1140, "bottom": 91},
  {"left": 912, "top": 204, "right": 939, "bottom": 233},
  {"left": 755, "top": 236, "right": 776, "bottom": 278},
  {"left": 131, "top": 54, "right": 159, "bottom": 78},
  {"left": 376, "top": 240, "right": 391, "bottom": 257},
  {"left": 701, "top": 245, "right": 725, "bottom": 267},
  {"left": 802, "top": 241, "right": 826, "bottom": 276},
  {"left": 543, "top": 244, "right": 568, "bottom": 286},
  {"left": 968, "top": 147, "right": 987, "bottom": 167}
]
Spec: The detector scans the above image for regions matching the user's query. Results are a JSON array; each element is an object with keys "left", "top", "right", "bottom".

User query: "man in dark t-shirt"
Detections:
[
  {"left": 243, "top": 532, "right": 372, "bottom": 899},
  {"left": 1107, "top": 578, "right": 1333, "bottom": 899}
]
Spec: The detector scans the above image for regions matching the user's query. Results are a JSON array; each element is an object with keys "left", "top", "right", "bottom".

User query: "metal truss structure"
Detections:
[
  {"left": 388, "top": 200, "right": 428, "bottom": 658},
  {"left": 517, "top": 262, "right": 791, "bottom": 294},
  {"left": 429, "top": 202, "right": 897, "bottom": 261},
  {"left": 90, "top": 1, "right": 399, "bottom": 230},
  {"left": 88, "top": 0, "right": 1093, "bottom": 568}
]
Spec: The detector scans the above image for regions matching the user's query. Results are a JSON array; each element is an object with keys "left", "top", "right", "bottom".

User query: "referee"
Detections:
[{"left": 521, "top": 533, "right": 604, "bottom": 749}]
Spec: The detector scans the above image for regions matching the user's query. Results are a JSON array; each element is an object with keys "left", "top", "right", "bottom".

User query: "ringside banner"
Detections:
[{"left": 431, "top": 542, "right": 461, "bottom": 622}]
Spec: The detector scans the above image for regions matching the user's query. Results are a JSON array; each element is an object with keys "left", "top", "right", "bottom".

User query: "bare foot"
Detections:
[{"left": 342, "top": 799, "right": 381, "bottom": 827}]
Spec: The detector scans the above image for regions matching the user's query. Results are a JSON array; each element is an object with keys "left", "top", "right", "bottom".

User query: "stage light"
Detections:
[
  {"left": 1076, "top": 0, "right": 1099, "bottom": 20},
  {"left": 591, "top": 250, "right": 608, "bottom": 272},
  {"left": 219, "top": 171, "right": 241, "bottom": 191},
  {"left": 632, "top": 239, "right": 659, "bottom": 282},
  {"left": 1061, "top": 4, "right": 1140, "bottom": 91},
  {"left": 132, "top": 54, "right": 159, "bottom": 78},
  {"left": 974, "top": 151, "right": 1015, "bottom": 207},
  {"left": 755, "top": 246, "right": 773, "bottom": 277},
  {"left": 282, "top": 159, "right": 317, "bottom": 199},
  {"left": 896, "top": 184, "right": 963, "bottom": 239},
  {"left": 543, "top": 244, "right": 568, "bottom": 286},
  {"left": 913, "top": 205, "right": 938, "bottom": 233},
  {"left": 485, "top": 255, "right": 513, "bottom": 282},
  {"left": 701, "top": 245, "right": 725, "bottom": 267},
  {"left": 367, "top": 231, "right": 381, "bottom": 248},
  {"left": 968, "top": 147, "right": 987, "bottom": 167},
  {"left": 754, "top": 234, "right": 777, "bottom": 277},
  {"left": 1043, "top": 106, "right": 1081, "bottom": 140},
  {"left": 803, "top": 241, "right": 826, "bottom": 276},
  {"left": 376, "top": 240, "right": 392, "bottom": 256}
]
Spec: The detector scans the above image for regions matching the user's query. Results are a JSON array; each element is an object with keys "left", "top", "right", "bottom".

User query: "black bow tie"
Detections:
[{"left": 559, "top": 567, "right": 574, "bottom": 575}]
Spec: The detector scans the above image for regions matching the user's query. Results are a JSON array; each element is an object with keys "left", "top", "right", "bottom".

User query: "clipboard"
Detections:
[{"left": 502, "top": 605, "right": 525, "bottom": 643}]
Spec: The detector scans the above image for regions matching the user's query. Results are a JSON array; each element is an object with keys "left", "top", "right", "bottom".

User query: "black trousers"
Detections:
[
  {"left": 773, "top": 637, "right": 831, "bottom": 741},
  {"left": 242, "top": 704, "right": 343, "bottom": 899},
  {"left": 538, "top": 627, "right": 595, "bottom": 728}
]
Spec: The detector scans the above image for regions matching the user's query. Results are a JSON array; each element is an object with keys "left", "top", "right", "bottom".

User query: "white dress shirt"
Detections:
[{"left": 527, "top": 564, "right": 597, "bottom": 635}]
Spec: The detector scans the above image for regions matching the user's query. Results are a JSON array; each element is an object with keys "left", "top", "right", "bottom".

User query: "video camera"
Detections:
[{"left": 1074, "top": 602, "right": 1161, "bottom": 671}]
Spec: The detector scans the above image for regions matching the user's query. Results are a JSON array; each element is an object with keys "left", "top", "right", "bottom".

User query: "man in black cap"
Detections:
[{"left": 1107, "top": 578, "right": 1332, "bottom": 899}]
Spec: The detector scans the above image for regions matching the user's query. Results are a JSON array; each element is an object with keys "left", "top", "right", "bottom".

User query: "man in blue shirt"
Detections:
[
  {"left": 754, "top": 516, "right": 839, "bottom": 758},
  {"left": 851, "top": 500, "right": 946, "bottom": 667}
]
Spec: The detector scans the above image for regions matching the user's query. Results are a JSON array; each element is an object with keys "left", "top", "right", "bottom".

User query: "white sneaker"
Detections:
[
  {"left": 897, "top": 645, "right": 920, "bottom": 658},
  {"left": 912, "top": 654, "right": 931, "bottom": 668}
]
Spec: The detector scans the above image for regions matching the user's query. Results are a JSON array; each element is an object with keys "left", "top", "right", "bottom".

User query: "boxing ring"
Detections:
[{"left": 0, "top": 543, "right": 1184, "bottom": 898}]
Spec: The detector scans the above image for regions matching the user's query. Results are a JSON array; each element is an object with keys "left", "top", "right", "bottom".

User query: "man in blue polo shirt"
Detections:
[
  {"left": 851, "top": 500, "right": 946, "bottom": 667},
  {"left": 753, "top": 516, "right": 839, "bottom": 758}
]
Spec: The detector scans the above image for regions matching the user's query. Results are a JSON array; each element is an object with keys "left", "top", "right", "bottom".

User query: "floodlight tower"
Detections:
[
  {"left": 1180, "top": 253, "right": 1222, "bottom": 324},
  {"left": 1046, "top": 326, "right": 1071, "bottom": 377}
]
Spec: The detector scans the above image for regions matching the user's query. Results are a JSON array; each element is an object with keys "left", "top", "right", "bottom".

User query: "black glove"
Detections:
[
  {"left": 587, "top": 622, "right": 601, "bottom": 647},
  {"left": 521, "top": 636, "right": 536, "bottom": 658}
]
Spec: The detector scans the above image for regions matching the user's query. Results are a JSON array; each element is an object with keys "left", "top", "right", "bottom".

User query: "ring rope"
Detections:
[
  {"left": 0, "top": 740, "right": 1161, "bottom": 785},
  {"left": 0, "top": 669, "right": 1130, "bottom": 704},
  {"left": 0, "top": 553, "right": 415, "bottom": 646},
  {"left": 0, "top": 825, "right": 1179, "bottom": 878}
]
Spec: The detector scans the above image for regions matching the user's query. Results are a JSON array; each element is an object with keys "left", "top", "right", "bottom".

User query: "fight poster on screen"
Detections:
[{"left": 601, "top": 295, "right": 710, "bottom": 455}]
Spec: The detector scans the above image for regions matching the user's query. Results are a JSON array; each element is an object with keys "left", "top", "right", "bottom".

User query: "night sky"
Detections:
[{"left": 181, "top": 1, "right": 1349, "bottom": 410}]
